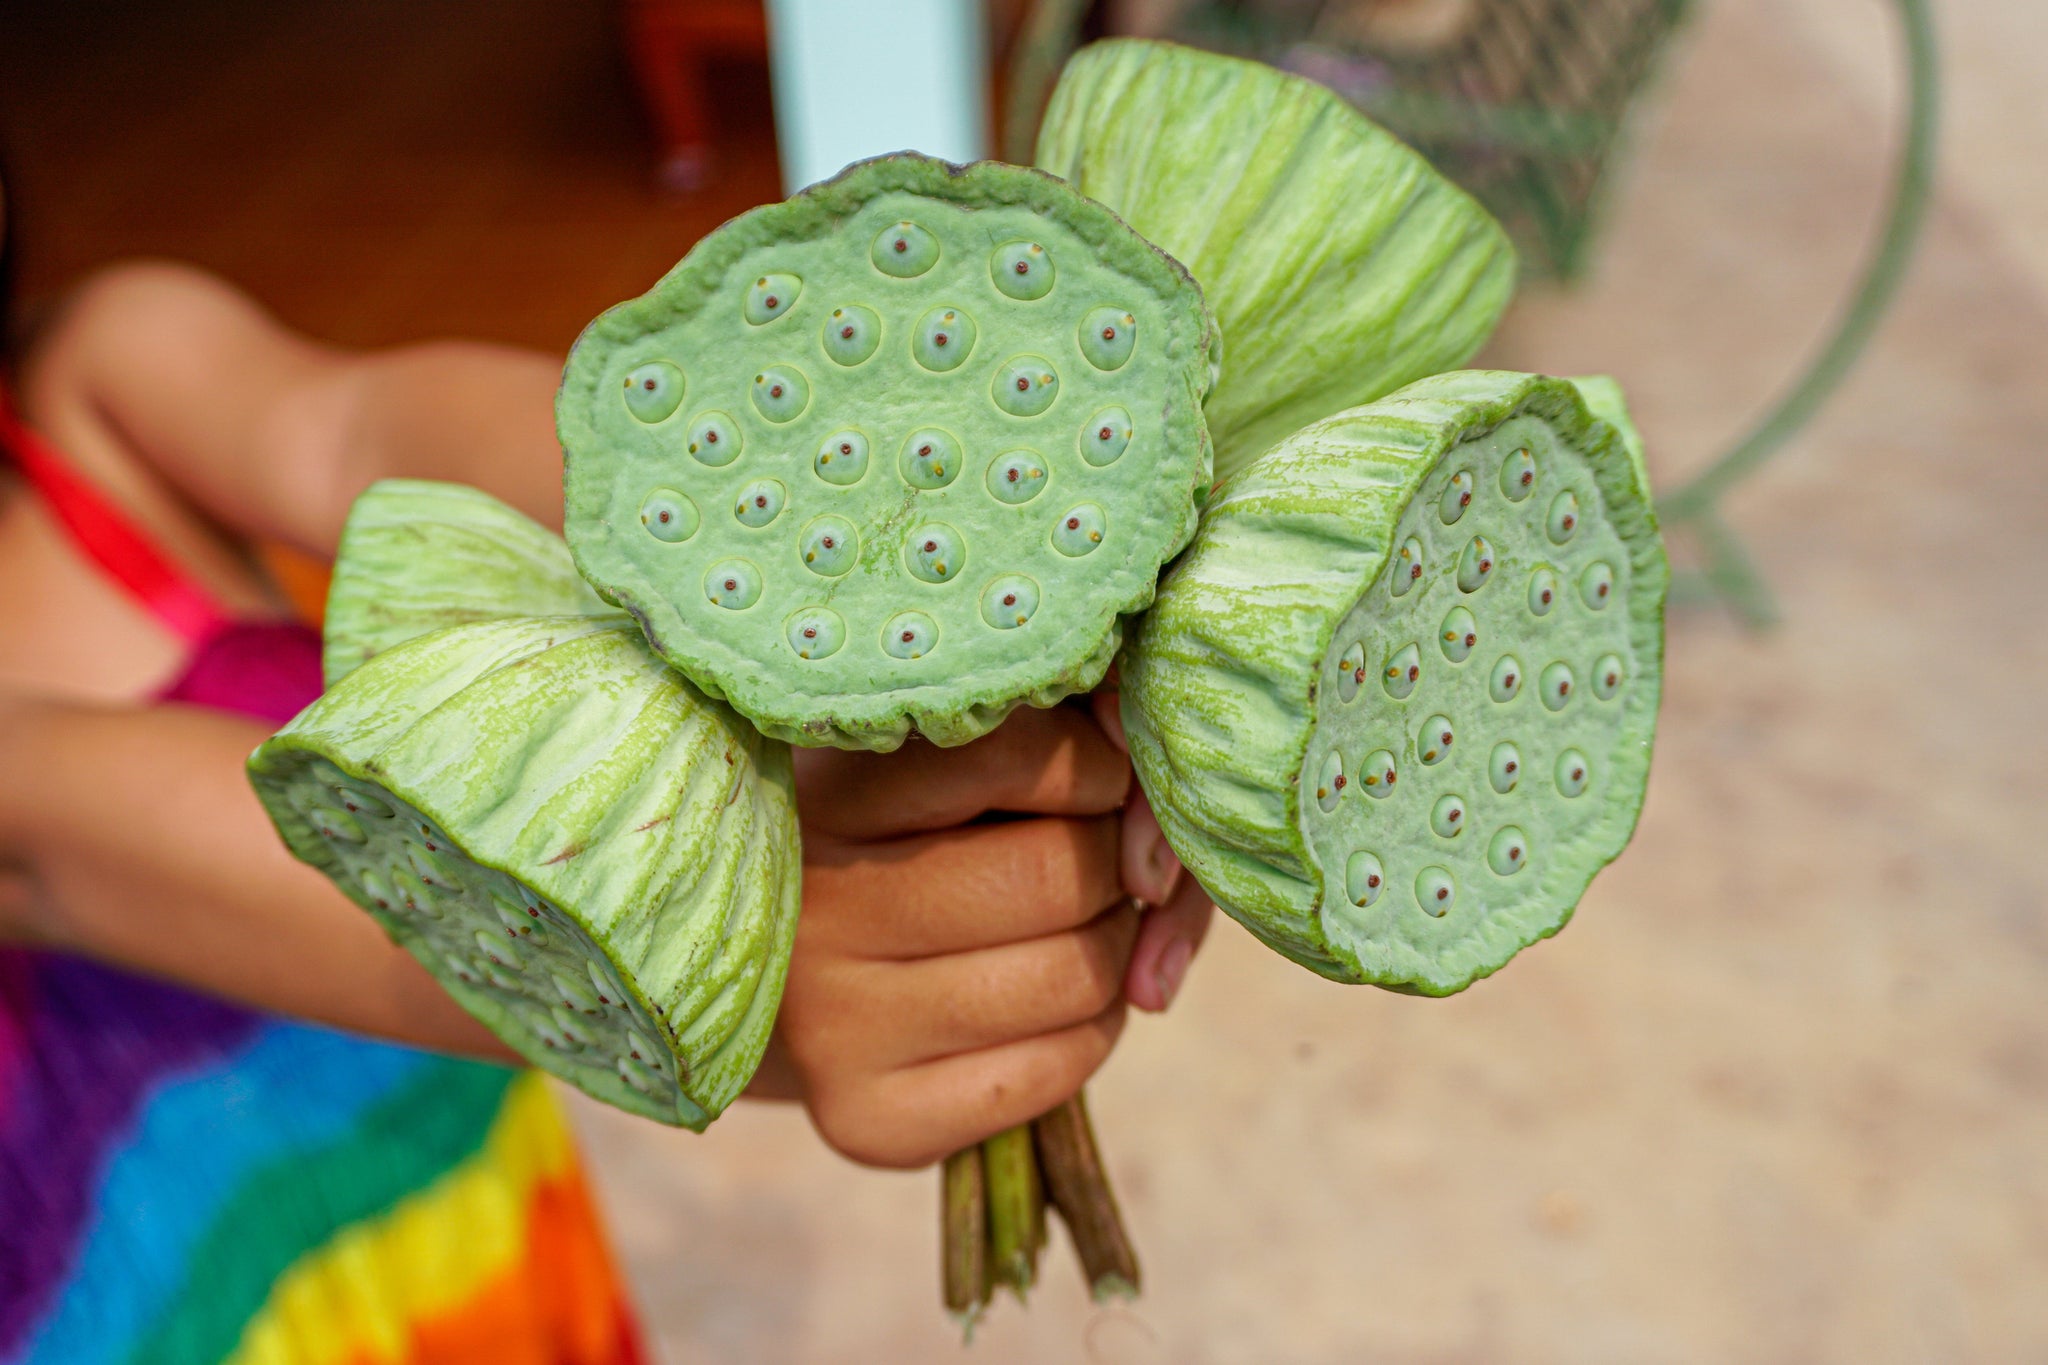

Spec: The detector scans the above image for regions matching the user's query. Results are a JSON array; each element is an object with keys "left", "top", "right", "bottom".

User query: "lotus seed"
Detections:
[
  {"left": 1078, "top": 308, "right": 1137, "bottom": 370},
  {"left": 621, "top": 361, "right": 685, "bottom": 424},
  {"left": 408, "top": 843, "right": 462, "bottom": 892},
  {"left": 1580, "top": 561, "right": 1615, "bottom": 609},
  {"left": 311, "top": 805, "right": 366, "bottom": 843},
  {"left": 1391, "top": 537, "right": 1424, "bottom": 597},
  {"left": 1547, "top": 491, "right": 1579, "bottom": 543},
  {"left": 1528, "top": 566, "right": 1559, "bottom": 616},
  {"left": 389, "top": 864, "right": 435, "bottom": 916},
  {"left": 786, "top": 607, "right": 847, "bottom": 659},
  {"left": 476, "top": 929, "right": 524, "bottom": 971},
  {"left": 1457, "top": 536, "right": 1496, "bottom": 592},
  {"left": 704, "top": 558, "right": 763, "bottom": 610},
  {"left": 1360, "top": 749, "right": 1398, "bottom": 798},
  {"left": 1501, "top": 447, "right": 1536, "bottom": 500},
  {"left": 743, "top": 273, "right": 802, "bottom": 325},
  {"left": 979, "top": 574, "right": 1041, "bottom": 629},
  {"left": 553, "top": 970, "right": 601, "bottom": 1014},
  {"left": 872, "top": 220, "right": 938, "bottom": 276},
  {"left": 986, "top": 450, "right": 1049, "bottom": 505},
  {"left": 733, "top": 478, "right": 786, "bottom": 528},
  {"left": 1383, "top": 643, "right": 1422, "bottom": 699},
  {"left": 685, "top": 411, "right": 743, "bottom": 466},
  {"left": 1593, "top": 653, "right": 1625, "bottom": 700},
  {"left": 1489, "top": 741, "right": 1522, "bottom": 794},
  {"left": 1430, "top": 794, "right": 1467, "bottom": 838},
  {"left": 640, "top": 489, "right": 700, "bottom": 543},
  {"left": 334, "top": 783, "right": 393, "bottom": 819},
  {"left": 1336, "top": 642, "right": 1366, "bottom": 702},
  {"left": 553, "top": 1008, "right": 596, "bottom": 1048},
  {"left": 1345, "top": 851, "right": 1386, "bottom": 908},
  {"left": 1313, "top": 750, "right": 1346, "bottom": 812},
  {"left": 1081, "top": 406, "right": 1133, "bottom": 466},
  {"left": 491, "top": 895, "right": 529, "bottom": 935},
  {"left": 1540, "top": 661, "right": 1574, "bottom": 711},
  {"left": 912, "top": 305, "right": 977, "bottom": 371},
  {"left": 814, "top": 429, "right": 871, "bottom": 485},
  {"left": 1489, "top": 654, "right": 1523, "bottom": 702},
  {"left": 992, "top": 241, "right": 1054, "bottom": 300},
  {"left": 822, "top": 305, "right": 881, "bottom": 365},
  {"left": 357, "top": 868, "right": 394, "bottom": 911},
  {"left": 899, "top": 428, "right": 962, "bottom": 489},
  {"left": 799, "top": 515, "right": 859, "bottom": 576},
  {"left": 1440, "top": 471, "right": 1475, "bottom": 524},
  {"left": 1555, "top": 748, "right": 1590, "bottom": 797},
  {"left": 1439, "top": 606, "right": 1478, "bottom": 663},
  {"left": 1415, "top": 866, "right": 1456, "bottom": 917},
  {"left": 883, "top": 610, "right": 939, "bottom": 659},
  {"left": 1418, "top": 715, "right": 1455, "bottom": 764},
  {"left": 750, "top": 366, "right": 810, "bottom": 423},
  {"left": 1053, "top": 502, "right": 1106, "bottom": 557},
  {"left": 586, "top": 960, "right": 621, "bottom": 1006},
  {"left": 1487, "top": 826, "right": 1529, "bottom": 876},
  {"left": 905, "top": 522, "right": 966, "bottom": 583},
  {"left": 993, "top": 355, "right": 1060, "bottom": 416}
]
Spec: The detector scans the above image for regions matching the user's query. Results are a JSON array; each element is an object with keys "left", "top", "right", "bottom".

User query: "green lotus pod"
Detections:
[
  {"left": 556, "top": 152, "right": 1217, "bottom": 751},
  {"left": 1120, "top": 372, "right": 1667, "bottom": 993},
  {"left": 249, "top": 614, "right": 801, "bottom": 1128},
  {"left": 1034, "top": 38, "right": 1517, "bottom": 483}
]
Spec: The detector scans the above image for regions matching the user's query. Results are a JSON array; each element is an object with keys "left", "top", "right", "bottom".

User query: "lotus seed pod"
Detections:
[
  {"left": 1035, "top": 39, "right": 1515, "bottom": 481},
  {"left": 1120, "top": 371, "right": 1667, "bottom": 992},
  {"left": 557, "top": 153, "right": 1216, "bottom": 751},
  {"left": 249, "top": 615, "right": 801, "bottom": 1128}
]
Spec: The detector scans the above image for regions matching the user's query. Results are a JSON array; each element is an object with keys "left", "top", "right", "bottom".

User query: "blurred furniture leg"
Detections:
[{"left": 624, "top": 0, "right": 770, "bottom": 192}]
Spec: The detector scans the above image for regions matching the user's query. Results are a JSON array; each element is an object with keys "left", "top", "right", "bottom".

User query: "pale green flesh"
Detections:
[
  {"left": 261, "top": 754, "right": 706, "bottom": 1127},
  {"left": 1300, "top": 416, "right": 1641, "bottom": 970},
  {"left": 560, "top": 155, "right": 1215, "bottom": 750}
]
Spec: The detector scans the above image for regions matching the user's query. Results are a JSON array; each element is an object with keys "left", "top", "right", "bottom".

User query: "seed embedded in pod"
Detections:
[
  {"left": 309, "top": 804, "right": 365, "bottom": 844},
  {"left": 475, "top": 929, "right": 524, "bottom": 971},
  {"left": 786, "top": 607, "right": 847, "bottom": 660},
  {"left": 979, "top": 574, "right": 1041, "bottom": 629},
  {"left": 332, "top": 782, "right": 393, "bottom": 820},
  {"left": 642, "top": 488, "right": 703, "bottom": 546},
  {"left": 1345, "top": 851, "right": 1386, "bottom": 908},
  {"left": 1383, "top": 643, "right": 1422, "bottom": 699},
  {"left": 1547, "top": 491, "right": 1579, "bottom": 543},
  {"left": 883, "top": 610, "right": 939, "bottom": 660},
  {"left": 389, "top": 863, "right": 436, "bottom": 918},
  {"left": 985, "top": 450, "right": 1049, "bottom": 505},
  {"left": 407, "top": 842, "right": 461, "bottom": 892},
  {"left": 732, "top": 478, "right": 786, "bottom": 528},
  {"left": 1489, "top": 741, "right": 1522, "bottom": 794},
  {"left": 704, "top": 558, "right": 763, "bottom": 610},
  {"left": 621, "top": 361, "right": 684, "bottom": 424},
  {"left": 1555, "top": 748, "right": 1591, "bottom": 797},
  {"left": 799, "top": 515, "right": 859, "bottom": 576},
  {"left": 1593, "top": 653, "right": 1625, "bottom": 700},
  {"left": 1528, "top": 566, "right": 1559, "bottom": 617},
  {"left": 1415, "top": 866, "right": 1457, "bottom": 917},
  {"left": 1440, "top": 471, "right": 1475, "bottom": 524},
  {"left": 743, "top": 273, "right": 802, "bottom": 325},
  {"left": 551, "top": 1008, "right": 595, "bottom": 1049},
  {"left": 900, "top": 428, "right": 962, "bottom": 489},
  {"left": 491, "top": 895, "right": 531, "bottom": 937},
  {"left": 1430, "top": 794, "right": 1467, "bottom": 838},
  {"left": 553, "top": 970, "right": 601, "bottom": 1014},
  {"left": 1359, "top": 749, "right": 1398, "bottom": 798},
  {"left": 1313, "top": 749, "right": 1345, "bottom": 813},
  {"left": 1540, "top": 662, "right": 1574, "bottom": 711},
  {"left": 912, "top": 305, "right": 977, "bottom": 371},
  {"left": 1078, "top": 308, "right": 1138, "bottom": 370},
  {"left": 1336, "top": 642, "right": 1366, "bottom": 702},
  {"left": 822, "top": 305, "right": 882, "bottom": 365},
  {"left": 356, "top": 867, "right": 396, "bottom": 912},
  {"left": 905, "top": 522, "right": 966, "bottom": 583},
  {"left": 1080, "top": 407, "right": 1132, "bottom": 466},
  {"left": 1489, "top": 654, "right": 1523, "bottom": 702},
  {"left": 1457, "top": 536, "right": 1496, "bottom": 592},
  {"left": 1418, "top": 715, "right": 1455, "bottom": 764},
  {"left": 1052, "top": 502, "right": 1106, "bottom": 557},
  {"left": 813, "top": 429, "right": 870, "bottom": 485},
  {"left": 1501, "top": 447, "right": 1537, "bottom": 500},
  {"left": 1439, "top": 606, "right": 1478, "bottom": 662},
  {"left": 750, "top": 366, "right": 810, "bottom": 423},
  {"left": 685, "top": 411, "right": 743, "bottom": 466},
  {"left": 872, "top": 220, "right": 938, "bottom": 277},
  {"left": 1391, "top": 537, "right": 1424, "bottom": 597},
  {"left": 1488, "top": 826, "right": 1529, "bottom": 876},
  {"left": 1580, "top": 561, "right": 1615, "bottom": 609},
  {"left": 992, "top": 241, "right": 1054, "bottom": 300},
  {"left": 993, "top": 355, "right": 1060, "bottom": 417}
]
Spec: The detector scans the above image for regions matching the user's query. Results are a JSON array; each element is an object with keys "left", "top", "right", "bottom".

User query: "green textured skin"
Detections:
[
  {"left": 1034, "top": 39, "right": 1518, "bottom": 483},
  {"left": 1121, "top": 372, "right": 1667, "bottom": 993},
  {"left": 557, "top": 153, "right": 1217, "bottom": 751},
  {"left": 249, "top": 615, "right": 800, "bottom": 1127},
  {"left": 322, "top": 479, "right": 622, "bottom": 687}
]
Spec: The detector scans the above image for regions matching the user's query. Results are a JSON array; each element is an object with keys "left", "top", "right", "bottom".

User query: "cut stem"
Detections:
[
  {"left": 982, "top": 1122, "right": 1047, "bottom": 1301},
  {"left": 942, "top": 1144, "right": 990, "bottom": 1333},
  {"left": 1034, "top": 1090, "right": 1140, "bottom": 1301}
]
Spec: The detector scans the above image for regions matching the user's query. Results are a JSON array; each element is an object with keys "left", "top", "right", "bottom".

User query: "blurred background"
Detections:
[{"left": 4, "top": 0, "right": 2043, "bottom": 1359}]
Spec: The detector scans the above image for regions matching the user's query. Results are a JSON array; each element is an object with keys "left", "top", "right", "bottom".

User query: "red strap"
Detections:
[{"left": 0, "top": 390, "right": 232, "bottom": 647}]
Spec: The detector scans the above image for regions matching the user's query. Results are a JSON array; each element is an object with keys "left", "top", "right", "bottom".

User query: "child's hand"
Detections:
[{"left": 756, "top": 705, "right": 1181, "bottom": 1169}]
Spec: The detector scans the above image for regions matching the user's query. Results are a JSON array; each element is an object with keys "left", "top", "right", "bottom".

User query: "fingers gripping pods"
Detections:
[{"left": 1120, "top": 372, "right": 1667, "bottom": 993}]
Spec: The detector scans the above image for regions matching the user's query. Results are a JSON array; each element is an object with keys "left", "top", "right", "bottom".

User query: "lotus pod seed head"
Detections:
[
  {"left": 822, "top": 305, "right": 882, "bottom": 365},
  {"left": 992, "top": 355, "right": 1061, "bottom": 416},
  {"left": 1391, "top": 536, "right": 1424, "bottom": 596},
  {"left": 1580, "top": 560, "right": 1615, "bottom": 609},
  {"left": 798, "top": 515, "right": 859, "bottom": 576},
  {"left": 905, "top": 522, "right": 966, "bottom": 582},
  {"left": 1382, "top": 643, "right": 1421, "bottom": 699},
  {"left": 1415, "top": 866, "right": 1456, "bottom": 917},
  {"left": 991, "top": 240, "right": 1055, "bottom": 300},
  {"left": 1345, "top": 851, "right": 1386, "bottom": 907},
  {"left": 899, "top": 428, "right": 961, "bottom": 489},
  {"left": 985, "top": 450, "right": 1049, "bottom": 504},
  {"left": 1313, "top": 749, "right": 1345, "bottom": 812},
  {"left": 1593, "top": 653, "right": 1625, "bottom": 700},
  {"left": 743, "top": 273, "right": 802, "bottom": 325},
  {"left": 1429, "top": 794, "right": 1467, "bottom": 839},
  {"left": 749, "top": 366, "right": 810, "bottom": 423},
  {"left": 1078, "top": 308, "right": 1137, "bottom": 370},
  {"left": 643, "top": 486, "right": 705, "bottom": 542},
  {"left": 1489, "top": 654, "right": 1523, "bottom": 702},
  {"left": 883, "top": 610, "right": 939, "bottom": 659},
  {"left": 704, "top": 558, "right": 763, "bottom": 610},
  {"left": 1359, "top": 749, "right": 1398, "bottom": 798},
  {"left": 685, "top": 411, "right": 743, "bottom": 466},
  {"left": 1052, "top": 502, "right": 1106, "bottom": 557},
  {"left": 1540, "top": 661, "right": 1574, "bottom": 711},
  {"left": 813, "top": 429, "right": 871, "bottom": 485},
  {"left": 1528, "top": 566, "right": 1559, "bottom": 616},
  {"left": 732, "top": 478, "right": 786, "bottom": 528},
  {"left": 1080, "top": 406, "right": 1133, "bottom": 466},
  {"left": 786, "top": 606, "right": 847, "bottom": 660},
  {"left": 1418, "top": 714, "right": 1455, "bottom": 764},
  {"left": 1457, "top": 535, "right": 1496, "bottom": 591},
  {"left": 1555, "top": 748, "right": 1591, "bottom": 797},
  {"left": 978, "top": 574, "right": 1041, "bottom": 629},
  {"left": 1439, "top": 606, "right": 1478, "bottom": 662},
  {"left": 872, "top": 219, "right": 939, "bottom": 276},
  {"left": 912, "top": 305, "right": 977, "bottom": 371},
  {"left": 1547, "top": 490, "right": 1580, "bottom": 543},
  {"left": 1440, "top": 471, "right": 1474, "bottom": 524},
  {"left": 1336, "top": 641, "right": 1366, "bottom": 702},
  {"left": 621, "top": 361, "right": 685, "bottom": 424},
  {"left": 1501, "top": 446, "right": 1537, "bottom": 500},
  {"left": 1487, "top": 826, "right": 1529, "bottom": 876}
]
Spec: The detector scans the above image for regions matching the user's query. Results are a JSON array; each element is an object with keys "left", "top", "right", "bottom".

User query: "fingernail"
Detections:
[
  {"left": 1154, "top": 936, "right": 1194, "bottom": 1009},
  {"left": 1148, "top": 837, "right": 1183, "bottom": 904}
]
